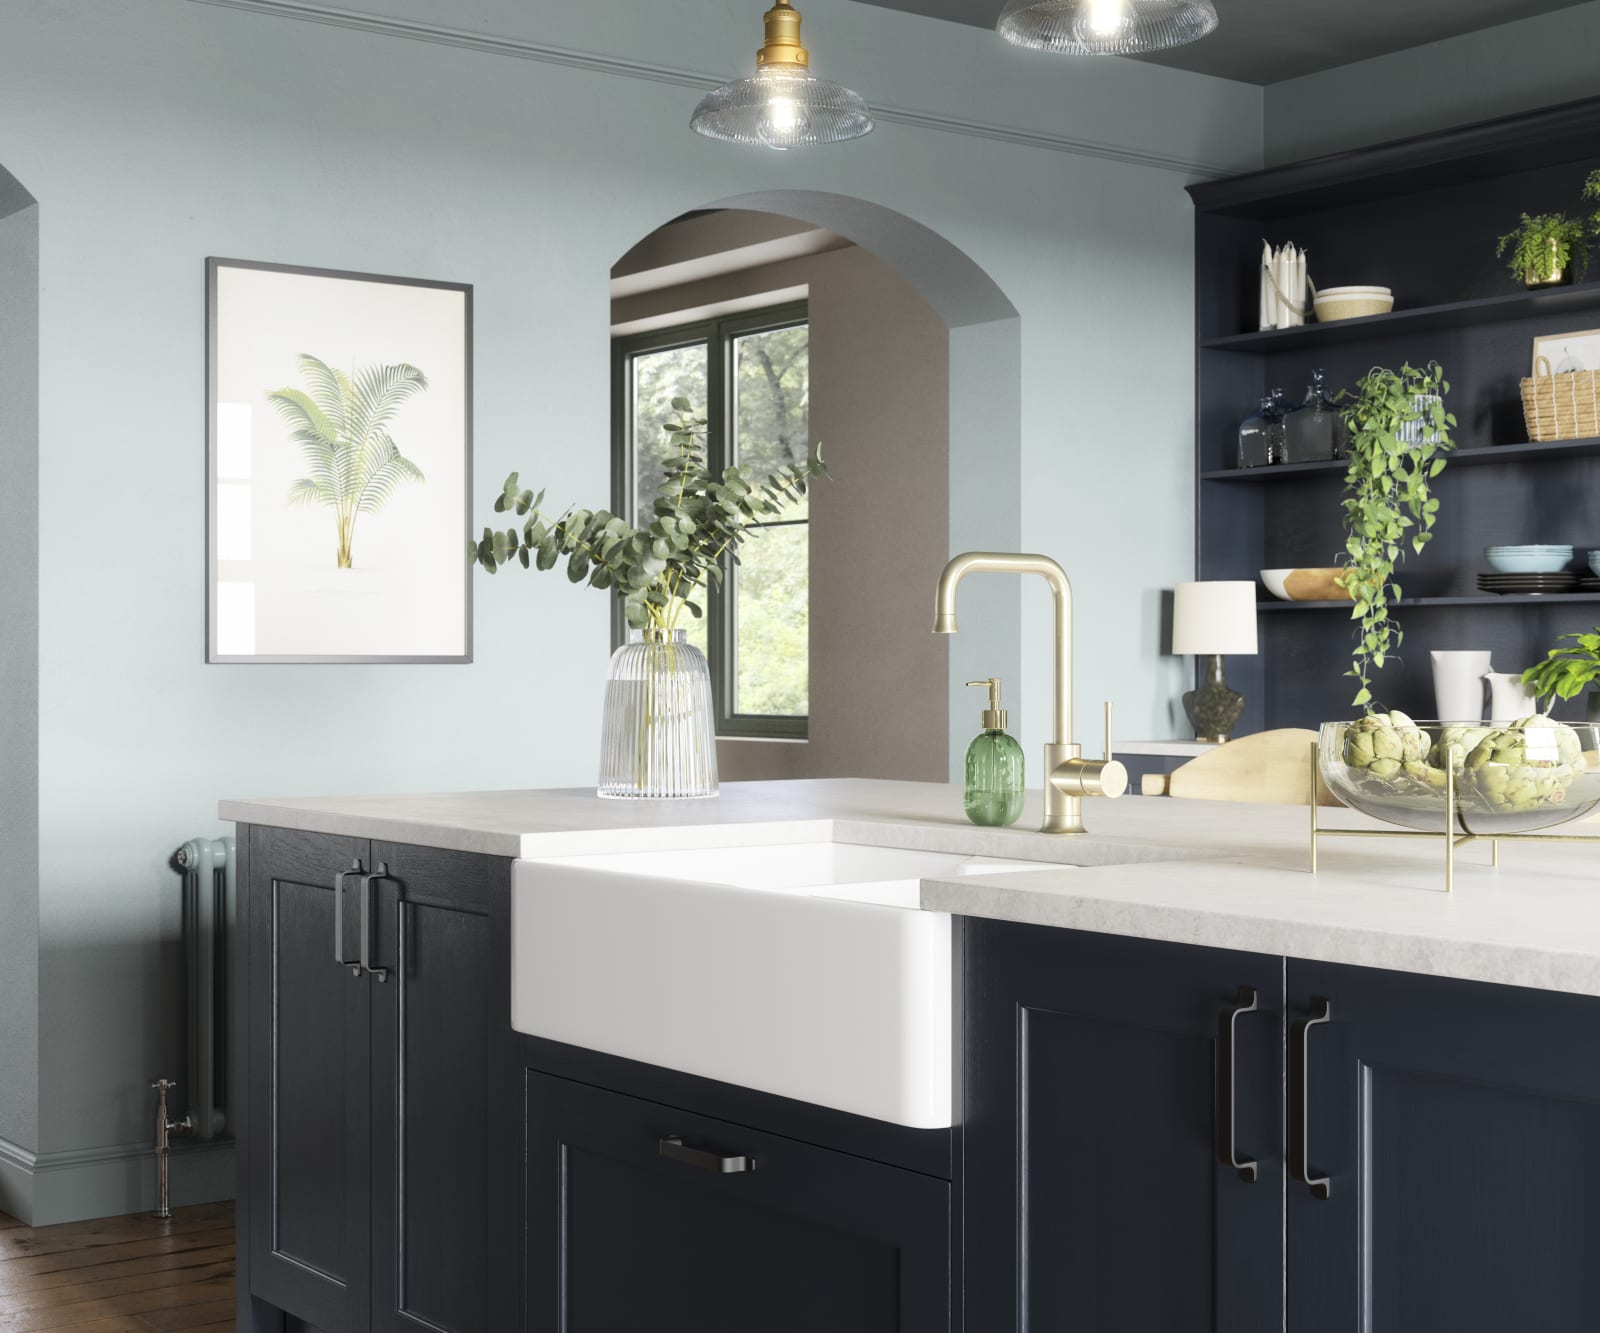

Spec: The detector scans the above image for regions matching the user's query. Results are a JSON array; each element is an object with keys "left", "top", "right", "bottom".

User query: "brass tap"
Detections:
[{"left": 933, "top": 551, "right": 1127, "bottom": 835}]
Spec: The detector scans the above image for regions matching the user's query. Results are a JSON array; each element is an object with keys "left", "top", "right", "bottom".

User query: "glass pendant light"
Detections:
[
  {"left": 691, "top": 0, "right": 873, "bottom": 150},
  {"left": 996, "top": 0, "right": 1219, "bottom": 54}
]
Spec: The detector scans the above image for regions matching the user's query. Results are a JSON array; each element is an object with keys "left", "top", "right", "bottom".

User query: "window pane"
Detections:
[
  {"left": 733, "top": 523, "right": 808, "bottom": 717},
  {"left": 631, "top": 343, "right": 708, "bottom": 522},
  {"left": 733, "top": 325, "right": 810, "bottom": 519}
]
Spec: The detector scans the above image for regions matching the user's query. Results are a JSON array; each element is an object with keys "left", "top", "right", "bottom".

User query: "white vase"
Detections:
[
  {"left": 1484, "top": 671, "right": 1542, "bottom": 724},
  {"left": 1431, "top": 650, "right": 1491, "bottom": 721}
]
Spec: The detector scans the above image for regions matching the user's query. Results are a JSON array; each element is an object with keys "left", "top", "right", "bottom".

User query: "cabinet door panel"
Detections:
[
  {"left": 245, "top": 828, "right": 371, "bottom": 1333},
  {"left": 965, "top": 921, "right": 1283, "bottom": 1333},
  {"left": 370, "top": 843, "right": 518, "bottom": 1333},
  {"left": 526, "top": 1072, "right": 949, "bottom": 1333},
  {"left": 1288, "top": 960, "right": 1600, "bottom": 1333}
]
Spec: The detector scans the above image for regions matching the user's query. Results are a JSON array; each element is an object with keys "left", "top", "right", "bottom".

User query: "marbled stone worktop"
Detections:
[{"left": 221, "top": 778, "right": 1600, "bottom": 997}]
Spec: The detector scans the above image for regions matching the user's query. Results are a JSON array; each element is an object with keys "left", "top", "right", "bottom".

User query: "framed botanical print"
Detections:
[{"left": 207, "top": 258, "right": 472, "bottom": 662}]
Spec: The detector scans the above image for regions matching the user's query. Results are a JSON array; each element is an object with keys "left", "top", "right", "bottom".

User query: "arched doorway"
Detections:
[{"left": 612, "top": 191, "right": 1023, "bottom": 780}]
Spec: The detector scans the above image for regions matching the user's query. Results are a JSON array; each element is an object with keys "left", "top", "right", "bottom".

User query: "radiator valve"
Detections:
[{"left": 151, "top": 1078, "right": 193, "bottom": 1220}]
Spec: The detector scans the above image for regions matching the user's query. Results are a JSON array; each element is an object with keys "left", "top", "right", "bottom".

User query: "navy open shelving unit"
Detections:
[{"left": 1187, "top": 95, "right": 1600, "bottom": 731}]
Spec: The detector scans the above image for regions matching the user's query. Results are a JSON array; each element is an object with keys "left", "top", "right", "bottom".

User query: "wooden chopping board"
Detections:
[{"left": 1146, "top": 729, "right": 1339, "bottom": 805}]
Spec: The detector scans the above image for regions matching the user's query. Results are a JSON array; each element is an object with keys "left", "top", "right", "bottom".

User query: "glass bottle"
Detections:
[
  {"left": 1284, "top": 369, "right": 1347, "bottom": 463},
  {"left": 1267, "top": 386, "right": 1296, "bottom": 463},
  {"left": 1238, "top": 394, "right": 1286, "bottom": 468},
  {"left": 963, "top": 678, "right": 1025, "bottom": 828}
]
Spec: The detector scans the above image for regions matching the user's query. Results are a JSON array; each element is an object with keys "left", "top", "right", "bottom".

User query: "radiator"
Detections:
[{"left": 173, "top": 836, "right": 236, "bottom": 1141}]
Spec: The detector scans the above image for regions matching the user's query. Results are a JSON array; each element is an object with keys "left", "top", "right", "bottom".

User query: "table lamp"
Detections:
[{"left": 1172, "top": 581, "right": 1259, "bottom": 743}]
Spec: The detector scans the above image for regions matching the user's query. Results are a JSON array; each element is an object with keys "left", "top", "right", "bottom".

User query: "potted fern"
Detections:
[
  {"left": 473, "top": 400, "right": 826, "bottom": 798},
  {"left": 1338, "top": 362, "right": 1456, "bottom": 711},
  {"left": 1496, "top": 211, "right": 1590, "bottom": 288}
]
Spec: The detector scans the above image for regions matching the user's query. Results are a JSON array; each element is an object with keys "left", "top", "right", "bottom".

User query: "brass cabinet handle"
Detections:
[{"left": 1219, "top": 985, "right": 1259, "bottom": 1183}]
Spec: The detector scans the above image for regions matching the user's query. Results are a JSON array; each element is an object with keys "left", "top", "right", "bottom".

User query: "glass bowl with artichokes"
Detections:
[{"left": 1319, "top": 713, "right": 1600, "bottom": 834}]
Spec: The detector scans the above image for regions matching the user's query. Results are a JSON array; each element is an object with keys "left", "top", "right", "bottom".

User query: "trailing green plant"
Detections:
[
  {"left": 1495, "top": 211, "right": 1590, "bottom": 283},
  {"left": 472, "top": 399, "right": 827, "bottom": 631},
  {"left": 268, "top": 353, "right": 429, "bottom": 569},
  {"left": 1338, "top": 362, "right": 1456, "bottom": 711},
  {"left": 1586, "top": 169, "right": 1600, "bottom": 236},
  {"left": 1522, "top": 629, "right": 1600, "bottom": 704}
]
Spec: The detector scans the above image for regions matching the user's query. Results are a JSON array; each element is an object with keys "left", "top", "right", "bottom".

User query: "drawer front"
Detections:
[{"left": 524, "top": 1071, "right": 951, "bottom": 1333}]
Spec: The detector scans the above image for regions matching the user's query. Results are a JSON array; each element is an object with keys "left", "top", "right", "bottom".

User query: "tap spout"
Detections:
[{"left": 932, "top": 550, "right": 1072, "bottom": 749}]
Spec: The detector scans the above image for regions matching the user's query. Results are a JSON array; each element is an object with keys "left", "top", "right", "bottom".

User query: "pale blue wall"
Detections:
[
  {"left": 1265, "top": 1, "right": 1600, "bottom": 164},
  {"left": 0, "top": 0, "right": 1260, "bottom": 1219}
]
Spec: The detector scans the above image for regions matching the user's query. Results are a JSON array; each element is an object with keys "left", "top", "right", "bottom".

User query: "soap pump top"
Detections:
[{"left": 968, "top": 678, "right": 1009, "bottom": 731}]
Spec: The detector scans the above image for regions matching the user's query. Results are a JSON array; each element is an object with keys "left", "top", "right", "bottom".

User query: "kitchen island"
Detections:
[{"left": 222, "top": 779, "right": 1600, "bottom": 1333}]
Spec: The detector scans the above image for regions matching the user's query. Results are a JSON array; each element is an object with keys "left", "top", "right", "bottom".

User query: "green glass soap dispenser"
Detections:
[{"left": 963, "top": 678, "right": 1025, "bottom": 828}]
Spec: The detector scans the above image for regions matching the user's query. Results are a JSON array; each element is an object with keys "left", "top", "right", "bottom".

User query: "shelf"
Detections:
[
  {"left": 1201, "top": 436, "right": 1600, "bottom": 483},
  {"left": 1259, "top": 594, "right": 1600, "bottom": 612},
  {"left": 1200, "top": 283, "right": 1600, "bottom": 353}
]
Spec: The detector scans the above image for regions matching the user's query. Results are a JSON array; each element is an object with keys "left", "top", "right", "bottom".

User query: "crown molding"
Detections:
[{"left": 186, "top": 0, "right": 1231, "bottom": 177}]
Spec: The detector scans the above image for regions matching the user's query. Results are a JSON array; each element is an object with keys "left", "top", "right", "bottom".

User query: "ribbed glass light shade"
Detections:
[
  {"left": 996, "top": 0, "right": 1219, "bottom": 54},
  {"left": 691, "top": 66, "right": 873, "bottom": 149},
  {"left": 597, "top": 629, "right": 718, "bottom": 800}
]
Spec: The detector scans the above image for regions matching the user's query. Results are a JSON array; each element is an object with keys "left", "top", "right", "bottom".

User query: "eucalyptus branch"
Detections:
[{"left": 470, "top": 397, "right": 828, "bottom": 632}]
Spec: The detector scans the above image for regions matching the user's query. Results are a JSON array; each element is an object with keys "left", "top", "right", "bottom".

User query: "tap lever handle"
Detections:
[{"left": 1105, "top": 700, "right": 1114, "bottom": 763}]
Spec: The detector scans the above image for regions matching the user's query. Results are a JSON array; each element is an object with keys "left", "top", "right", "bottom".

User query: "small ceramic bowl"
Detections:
[
  {"left": 1484, "top": 546, "right": 1573, "bottom": 573},
  {"left": 1590, "top": 550, "right": 1600, "bottom": 577},
  {"left": 1313, "top": 285, "right": 1393, "bottom": 322}
]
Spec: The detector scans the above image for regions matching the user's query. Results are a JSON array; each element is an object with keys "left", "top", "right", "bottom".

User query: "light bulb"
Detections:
[
  {"left": 758, "top": 92, "right": 812, "bottom": 147},
  {"left": 1087, "top": 0, "right": 1127, "bottom": 35}
]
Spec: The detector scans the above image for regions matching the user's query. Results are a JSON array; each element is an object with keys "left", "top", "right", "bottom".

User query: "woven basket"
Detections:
[{"left": 1521, "top": 354, "right": 1600, "bottom": 442}]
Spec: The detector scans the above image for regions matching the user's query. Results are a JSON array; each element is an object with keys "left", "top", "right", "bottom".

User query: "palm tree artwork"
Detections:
[{"left": 267, "top": 353, "right": 430, "bottom": 569}]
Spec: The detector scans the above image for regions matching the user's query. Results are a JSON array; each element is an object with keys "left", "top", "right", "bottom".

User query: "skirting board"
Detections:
[{"left": 0, "top": 1133, "right": 235, "bottom": 1227}]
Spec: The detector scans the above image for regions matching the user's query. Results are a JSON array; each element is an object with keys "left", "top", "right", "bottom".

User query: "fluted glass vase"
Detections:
[{"left": 597, "top": 628, "right": 718, "bottom": 800}]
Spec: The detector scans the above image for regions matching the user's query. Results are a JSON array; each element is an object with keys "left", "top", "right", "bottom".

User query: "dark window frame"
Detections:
[{"left": 611, "top": 301, "right": 811, "bottom": 740}]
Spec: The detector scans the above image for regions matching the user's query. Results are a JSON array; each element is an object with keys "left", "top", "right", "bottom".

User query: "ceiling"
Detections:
[{"left": 849, "top": 0, "right": 1592, "bottom": 83}]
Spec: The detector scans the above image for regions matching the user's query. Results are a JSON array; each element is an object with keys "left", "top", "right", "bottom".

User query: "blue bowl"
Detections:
[{"left": 1485, "top": 547, "right": 1573, "bottom": 573}]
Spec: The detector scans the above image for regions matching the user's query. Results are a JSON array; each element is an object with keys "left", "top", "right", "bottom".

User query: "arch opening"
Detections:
[{"left": 612, "top": 190, "right": 1023, "bottom": 782}]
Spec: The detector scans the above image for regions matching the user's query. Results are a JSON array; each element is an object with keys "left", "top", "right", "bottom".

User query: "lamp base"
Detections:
[{"left": 1183, "top": 654, "right": 1244, "bottom": 745}]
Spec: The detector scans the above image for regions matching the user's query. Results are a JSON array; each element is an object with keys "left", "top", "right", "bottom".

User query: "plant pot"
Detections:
[
  {"left": 1588, "top": 691, "right": 1600, "bottom": 727},
  {"left": 1524, "top": 243, "right": 1576, "bottom": 289},
  {"left": 597, "top": 628, "right": 718, "bottom": 799}
]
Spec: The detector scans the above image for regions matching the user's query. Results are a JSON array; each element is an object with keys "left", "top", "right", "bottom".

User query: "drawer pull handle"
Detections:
[
  {"left": 332, "top": 861, "right": 364, "bottom": 975},
  {"left": 1219, "top": 985, "right": 1258, "bottom": 1183},
  {"left": 360, "top": 862, "right": 390, "bottom": 983},
  {"left": 1292, "top": 996, "right": 1333, "bottom": 1200},
  {"left": 659, "top": 1136, "right": 753, "bottom": 1174}
]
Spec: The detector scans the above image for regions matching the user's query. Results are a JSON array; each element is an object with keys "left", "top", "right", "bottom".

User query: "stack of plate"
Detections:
[{"left": 1478, "top": 571, "right": 1580, "bottom": 595}]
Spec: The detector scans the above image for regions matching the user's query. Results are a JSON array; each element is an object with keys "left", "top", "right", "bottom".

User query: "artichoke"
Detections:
[
  {"left": 1343, "top": 710, "right": 1428, "bottom": 780},
  {"left": 1431, "top": 725, "right": 1494, "bottom": 773},
  {"left": 1457, "top": 715, "right": 1584, "bottom": 813}
]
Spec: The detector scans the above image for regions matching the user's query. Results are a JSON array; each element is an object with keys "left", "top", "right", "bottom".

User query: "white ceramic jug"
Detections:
[
  {"left": 1431, "top": 650, "right": 1491, "bottom": 721},
  {"left": 1484, "top": 671, "right": 1542, "bottom": 724}
]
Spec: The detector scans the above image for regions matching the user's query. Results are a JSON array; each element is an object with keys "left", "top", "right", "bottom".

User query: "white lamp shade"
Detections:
[{"left": 1172, "top": 581, "right": 1259, "bottom": 656}]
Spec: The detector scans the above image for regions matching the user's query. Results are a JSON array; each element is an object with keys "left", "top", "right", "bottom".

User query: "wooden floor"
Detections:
[{"left": 0, "top": 1203, "right": 234, "bottom": 1331}]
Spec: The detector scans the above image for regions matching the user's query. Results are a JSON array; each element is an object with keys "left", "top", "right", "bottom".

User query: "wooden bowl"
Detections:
[{"left": 1260, "top": 568, "right": 1355, "bottom": 602}]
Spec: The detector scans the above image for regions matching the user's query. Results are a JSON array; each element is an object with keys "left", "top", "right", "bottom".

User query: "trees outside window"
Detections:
[{"left": 613, "top": 304, "right": 810, "bottom": 736}]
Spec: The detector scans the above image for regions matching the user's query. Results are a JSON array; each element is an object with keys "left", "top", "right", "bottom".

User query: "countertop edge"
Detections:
[{"left": 922, "top": 878, "right": 1600, "bottom": 1000}]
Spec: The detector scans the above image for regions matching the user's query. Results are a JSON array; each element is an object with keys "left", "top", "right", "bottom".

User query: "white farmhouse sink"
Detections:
[{"left": 511, "top": 840, "right": 1051, "bottom": 1128}]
